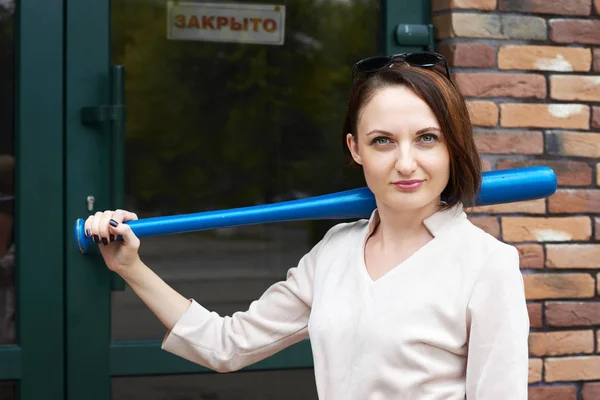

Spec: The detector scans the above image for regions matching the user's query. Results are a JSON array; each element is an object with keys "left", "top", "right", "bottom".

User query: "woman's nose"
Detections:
[{"left": 394, "top": 146, "right": 418, "bottom": 175}]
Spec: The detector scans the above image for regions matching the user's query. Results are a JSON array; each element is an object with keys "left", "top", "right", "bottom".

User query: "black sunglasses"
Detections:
[{"left": 352, "top": 52, "right": 451, "bottom": 84}]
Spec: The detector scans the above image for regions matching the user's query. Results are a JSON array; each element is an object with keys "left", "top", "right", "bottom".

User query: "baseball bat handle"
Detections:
[{"left": 74, "top": 166, "right": 556, "bottom": 254}]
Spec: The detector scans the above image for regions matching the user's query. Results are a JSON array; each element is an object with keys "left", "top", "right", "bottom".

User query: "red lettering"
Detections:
[
  {"left": 217, "top": 16, "right": 228, "bottom": 29},
  {"left": 263, "top": 19, "right": 277, "bottom": 33},
  {"left": 250, "top": 18, "right": 261, "bottom": 32},
  {"left": 174, "top": 14, "right": 185, "bottom": 28},
  {"left": 187, "top": 15, "right": 200, "bottom": 29},
  {"left": 202, "top": 16, "right": 215, "bottom": 30},
  {"left": 230, "top": 17, "right": 242, "bottom": 31},
  {"left": 243, "top": 18, "right": 249, "bottom": 31}
]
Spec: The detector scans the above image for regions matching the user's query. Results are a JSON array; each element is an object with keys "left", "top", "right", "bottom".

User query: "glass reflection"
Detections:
[
  {"left": 0, "top": 0, "right": 15, "bottom": 346},
  {"left": 0, "top": 381, "right": 17, "bottom": 400},
  {"left": 111, "top": 0, "right": 378, "bottom": 342}
]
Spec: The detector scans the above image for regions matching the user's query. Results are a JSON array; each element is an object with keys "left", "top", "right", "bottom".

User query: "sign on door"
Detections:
[{"left": 167, "top": 2, "right": 286, "bottom": 45}]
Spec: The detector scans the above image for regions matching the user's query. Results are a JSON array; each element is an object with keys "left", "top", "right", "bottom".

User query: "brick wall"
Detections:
[{"left": 432, "top": 0, "right": 600, "bottom": 398}]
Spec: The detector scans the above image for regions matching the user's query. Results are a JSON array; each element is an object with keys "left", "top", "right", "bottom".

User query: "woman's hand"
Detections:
[{"left": 84, "top": 209, "right": 141, "bottom": 273}]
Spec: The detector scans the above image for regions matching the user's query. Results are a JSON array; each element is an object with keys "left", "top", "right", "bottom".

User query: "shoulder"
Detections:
[
  {"left": 319, "top": 218, "right": 369, "bottom": 248},
  {"left": 439, "top": 217, "right": 520, "bottom": 279}
]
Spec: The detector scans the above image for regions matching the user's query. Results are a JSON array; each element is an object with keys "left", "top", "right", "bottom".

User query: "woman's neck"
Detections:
[{"left": 372, "top": 200, "right": 441, "bottom": 250}]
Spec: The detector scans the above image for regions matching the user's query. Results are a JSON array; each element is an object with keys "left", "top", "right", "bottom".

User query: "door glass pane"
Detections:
[
  {"left": 0, "top": 0, "right": 15, "bottom": 346},
  {"left": 111, "top": 0, "right": 378, "bottom": 338},
  {"left": 112, "top": 370, "right": 317, "bottom": 400},
  {"left": 0, "top": 382, "right": 17, "bottom": 400}
]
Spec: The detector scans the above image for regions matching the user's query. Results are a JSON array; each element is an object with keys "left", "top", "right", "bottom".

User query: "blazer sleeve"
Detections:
[
  {"left": 161, "top": 224, "right": 340, "bottom": 372},
  {"left": 465, "top": 245, "right": 530, "bottom": 399}
]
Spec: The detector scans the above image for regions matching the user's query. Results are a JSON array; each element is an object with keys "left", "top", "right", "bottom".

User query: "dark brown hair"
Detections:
[{"left": 342, "top": 63, "right": 481, "bottom": 209}]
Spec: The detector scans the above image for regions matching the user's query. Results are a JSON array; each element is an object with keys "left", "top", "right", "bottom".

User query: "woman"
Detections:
[{"left": 86, "top": 52, "right": 529, "bottom": 399}]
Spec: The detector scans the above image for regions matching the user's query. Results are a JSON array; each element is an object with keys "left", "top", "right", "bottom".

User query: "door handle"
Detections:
[{"left": 81, "top": 65, "right": 127, "bottom": 291}]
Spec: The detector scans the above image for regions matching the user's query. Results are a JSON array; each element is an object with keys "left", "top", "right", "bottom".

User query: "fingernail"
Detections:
[
  {"left": 109, "top": 219, "right": 118, "bottom": 227},
  {"left": 102, "top": 238, "right": 108, "bottom": 245},
  {"left": 85, "top": 229, "right": 91, "bottom": 237},
  {"left": 110, "top": 234, "right": 115, "bottom": 242},
  {"left": 93, "top": 235, "right": 100, "bottom": 244}
]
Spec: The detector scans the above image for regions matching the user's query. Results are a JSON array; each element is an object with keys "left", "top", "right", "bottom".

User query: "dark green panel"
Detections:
[
  {"left": 0, "top": 346, "right": 20, "bottom": 380},
  {"left": 16, "top": 0, "right": 64, "bottom": 399},
  {"left": 65, "top": 0, "right": 112, "bottom": 399},
  {"left": 381, "top": 0, "right": 432, "bottom": 55},
  {"left": 110, "top": 339, "right": 313, "bottom": 377}
]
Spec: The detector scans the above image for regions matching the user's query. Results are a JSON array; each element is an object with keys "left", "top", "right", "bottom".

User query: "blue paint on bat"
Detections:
[{"left": 75, "top": 166, "right": 557, "bottom": 254}]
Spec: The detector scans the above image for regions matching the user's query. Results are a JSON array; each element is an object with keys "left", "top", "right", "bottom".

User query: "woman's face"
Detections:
[{"left": 346, "top": 85, "right": 450, "bottom": 213}]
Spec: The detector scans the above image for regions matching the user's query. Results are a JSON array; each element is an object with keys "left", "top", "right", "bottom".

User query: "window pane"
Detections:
[
  {"left": 0, "top": 0, "right": 15, "bottom": 346},
  {"left": 112, "top": 370, "right": 317, "bottom": 400}
]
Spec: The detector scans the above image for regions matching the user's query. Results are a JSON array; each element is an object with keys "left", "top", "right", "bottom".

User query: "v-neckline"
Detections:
[
  {"left": 356, "top": 205, "right": 466, "bottom": 284},
  {"left": 358, "top": 227, "right": 437, "bottom": 284}
]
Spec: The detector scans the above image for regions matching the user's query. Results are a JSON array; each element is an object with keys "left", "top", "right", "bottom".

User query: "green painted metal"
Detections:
[
  {"left": 16, "top": 0, "right": 65, "bottom": 398},
  {"left": 110, "top": 340, "right": 313, "bottom": 377},
  {"left": 0, "top": 346, "right": 20, "bottom": 380},
  {"left": 381, "top": 0, "right": 432, "bottom": 55},
  {"left": 65, "top": 0, "right": 112, "bottom": 398}
]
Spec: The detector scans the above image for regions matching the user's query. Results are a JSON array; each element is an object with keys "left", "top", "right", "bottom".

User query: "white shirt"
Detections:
[{"left": 162, "top": 205, "right": 529, "bottom": 399}]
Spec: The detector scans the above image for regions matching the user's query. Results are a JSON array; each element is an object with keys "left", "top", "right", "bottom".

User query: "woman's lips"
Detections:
[{"left": 392, "top": 180, "right": 424, "bottom": 191}]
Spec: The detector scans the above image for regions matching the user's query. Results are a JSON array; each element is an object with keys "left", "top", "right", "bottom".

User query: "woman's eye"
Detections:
[
  {"left": 419, "top": 133, "right": 438, "bottom": 143},
  {"left": 371, "top": 136, "right": 391, "bottom": 145}
]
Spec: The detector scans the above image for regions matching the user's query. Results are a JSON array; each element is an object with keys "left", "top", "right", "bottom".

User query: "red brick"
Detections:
[
  {"left": 498, "top": 46, "right": 592, "bottom": 72},
  {"left": 470, "top": 199, "right": 546, "bottom": 215},
  {"left": 527, "top": 303, "right": 543, "bottom": 328},
  {"left": 434, "top": 14, "right": 504, "bottom": 39},
  {"left": 583, "top": 382, "right": 600, "bottom": 400},
  {"left": 517, "top": 244, "right": 545, "bottom": 269},
  {"left": 547, "top": 302, "right": 600, "bottom": 327},
  {"left": 547, "top": 244, "right": 600, "bottom": 269},
  {"left": 550, "top": 75, "right": 600, "bottom": 102},
  {"left": 468, "top": 216, "right": 499, "bottom": 238},
  {"left": 592, "top": 106, "right": 600, "bottom": 129},
  {"left": 529, "top": 358, "right": 543, "bottom": 383},
  {"left": 529, "top": 330, "right": 594, "bottom": 356},
  {"left": 501, "top": 15, "right": 547, "bottom": 40},
  {"left": 499, "top": 0, "right": 592, "bottom": 15},
  {"left": 467, "top": 101, "right": 498, "bottom": 127},
  {"left": 549, "top": 190, "right": 600, "bottom": 213},
  {"left": 437, "top": 43, "right": 496, "bottom": 68},
  {"left": 474, "top": 130, "right": 543, "bottom": 154},
  {"left": 501, "top": 104, "right": 589, "bottom": 130},
  {"left": 549, "top": 19, "right": 600, "bottom": 44},
  {"left": 496, "top": 159, "right": 591, "bottom": 187},
  {"left": 523, "top": 273, "right": 595, "bottom": 300},
  {"left": 597, "top": 165, "right": 600, "bottom": 186},
  {"left": 454, "top": 73, "right": 546, "bottom": 98},
  {"left": 546, "top": 131, "right": 600, "bottom": 157},
  {"left": 594, "top": 49, "right": 600, "bottom": 72},
  {"left": 529, "top": 385, "right": 577, "bottom": 400},
  {"left": 596, "top": 0, "right": 600, "bottom": 14},
  {"left": 432, "top": 0, "right": 497, "bottom": 11},
  {"left": 481, "top": 158, "right": 492, "bottom": 172},
  {"left": 502, "top": 217, "right": 591, "bottom": 242},
  {"left": 595, "top": 217, "right": 600, "bottom": 239},
  {"left": 545, "top": 356, "right": 600, "bottom": 381}
]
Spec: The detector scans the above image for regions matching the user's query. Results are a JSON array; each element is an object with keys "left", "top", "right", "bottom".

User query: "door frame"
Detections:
[
  {"left": 63, "top": 0, "right": 433, "bottom": 398},
  {"left": 0, "top": 1, "right": 65, "bottom": 399}
]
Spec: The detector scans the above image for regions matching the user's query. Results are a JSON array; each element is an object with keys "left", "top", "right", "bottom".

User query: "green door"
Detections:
[
  {"left": 64, "top": 1, "right": 431, "bottom": 399},
  {"left": 0, "top": 1, "right": 65, "bottom": 400}
]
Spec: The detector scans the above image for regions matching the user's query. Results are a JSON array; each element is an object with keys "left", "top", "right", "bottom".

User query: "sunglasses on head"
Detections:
[{"left": 352, "top": 52, "right": 451, "bottom": 84}]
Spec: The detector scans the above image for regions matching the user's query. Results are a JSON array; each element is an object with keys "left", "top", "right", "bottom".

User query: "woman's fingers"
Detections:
[
  {"left": 84, "top": 209, "right": 139, "bottom": 246},
  {"left": 98, "top": 210, "right": 115, "bottom": 245},
  {"left": 108, "top": 219, "right": 140, "bottom": 248}
]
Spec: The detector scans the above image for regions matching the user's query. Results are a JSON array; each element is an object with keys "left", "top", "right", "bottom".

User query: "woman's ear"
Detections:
[{"left": 346, "top": 133, "right": 363, "bottom": 165}]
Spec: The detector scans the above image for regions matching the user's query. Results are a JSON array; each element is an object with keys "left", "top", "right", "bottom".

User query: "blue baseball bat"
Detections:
[{"left": 74, "top": 166, "right": 557, "bottom": 254}]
